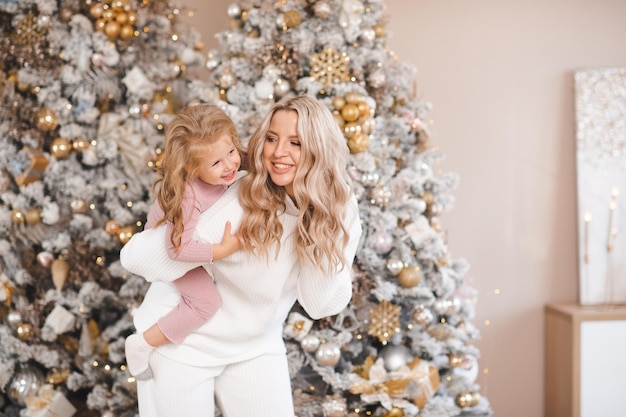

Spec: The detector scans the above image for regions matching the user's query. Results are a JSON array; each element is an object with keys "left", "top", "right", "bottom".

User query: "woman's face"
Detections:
[{"left": 263, "top": 110, "right": 301, "bottom": 198}]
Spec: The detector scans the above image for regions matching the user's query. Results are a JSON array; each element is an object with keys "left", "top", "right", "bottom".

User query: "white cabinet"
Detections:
[{"left": 545, "top": 303, "right": 626, "bottom": 417}]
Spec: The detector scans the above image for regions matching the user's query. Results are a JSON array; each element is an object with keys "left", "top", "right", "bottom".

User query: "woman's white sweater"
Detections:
[{"left": 120, "top": 180, "right": 362, "bottom": 367}]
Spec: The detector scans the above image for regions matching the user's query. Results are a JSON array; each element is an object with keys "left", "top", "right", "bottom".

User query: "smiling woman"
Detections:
[{"left": 120, "top": 95, "right": 362, "bottom": 417}]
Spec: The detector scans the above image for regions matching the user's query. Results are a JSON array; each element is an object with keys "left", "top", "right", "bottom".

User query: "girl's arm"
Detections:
[
  {"left": 296, "top": 195, "right": 362, "bottom": 319},
  {"left": 166, "top": 189, "right": 239, "bottom": 262}
]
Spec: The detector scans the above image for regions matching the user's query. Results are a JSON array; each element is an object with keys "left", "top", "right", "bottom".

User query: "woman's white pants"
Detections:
[{"left": 137, "top": 351, "right": 295, "bottom": 417}]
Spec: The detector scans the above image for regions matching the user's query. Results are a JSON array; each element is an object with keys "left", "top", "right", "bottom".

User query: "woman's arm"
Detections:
[{"left": 296, "top": 195, "right": 362, "bottom": 319}]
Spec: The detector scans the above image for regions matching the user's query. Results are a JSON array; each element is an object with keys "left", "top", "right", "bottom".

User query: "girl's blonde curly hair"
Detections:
[{"left": 153, "top": 104, "right": 243, "bottom": 251}]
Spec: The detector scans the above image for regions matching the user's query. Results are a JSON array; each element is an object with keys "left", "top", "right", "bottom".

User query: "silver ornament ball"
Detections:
[
  {"left": 315, "top": 342, "right": 341, "bottom": 367},
  {"left": 7, "top": 365, "right": 45, "bottom": 406},
  {"left": 380, "top": 344, "right": 412, "bottom": 371},
  {"left": 7, "top": 311, "right": 22, "bottom": 327},
  {"left": 386, "top": 258, "right": 404, "bottom": 276},
  {"left": 301, "top": 334, "right": 321, "bottom": 352},
  {"left": 227, "top": 3, "right": 242, "bottom": 18}
]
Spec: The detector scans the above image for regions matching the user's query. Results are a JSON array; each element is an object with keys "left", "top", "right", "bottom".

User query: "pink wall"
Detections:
[{"left": 182, "top": 1, "right": 626, "bottom": 415}]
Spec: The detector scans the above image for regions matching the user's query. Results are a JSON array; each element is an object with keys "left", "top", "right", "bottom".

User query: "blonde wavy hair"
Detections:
[
  {"left": 153, "top": 104, "right": 243, "bottom": 252},
  {"left": 238, "top": 95, "right": 353, "bottom": 273}
]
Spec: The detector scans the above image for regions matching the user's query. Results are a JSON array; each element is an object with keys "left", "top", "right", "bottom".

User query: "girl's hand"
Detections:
[{"left": 212, "top": 221, "right": 241, "bottom": 260}]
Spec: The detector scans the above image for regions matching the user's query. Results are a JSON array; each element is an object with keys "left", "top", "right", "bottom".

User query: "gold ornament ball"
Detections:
[
  {"left": 17, "top": 80, "right": 30, "bottom": 92},
  {"left": 194, "top": 40, "right": 205, "bottom": 51},
  {"left": 17, "top": 323, "right": 35, "bottom": 341},
  {"left": 50, "top": 138, "right": 72, "bottom": 159},
  {"left": 7, "top": 72, "right": 19, "bottom": 85},
  {"left": 115, "top": 11, "right": 129, "bottom": 25},
  {"left": 118, "top": 225, "right": 136, "bottom": 244},
  {"left": 343, "top": 122, "right": 362, "bottom": 138},
  {"left": 102, "top": 9, "right": 115, "bottom": 20},
  {"left": 127, "top": 11, "right": 138, "bottom": 24},
  {"left": 24, "top": 208, "right": 41, "bottom": 225},
  {"left": 36, "top": 108, "right": 59, "bottom": 132},
  {"left": 386, "top": 408, "right": 404, "bottom": 417},
  {"left": 90, "top": 3, "right": 105, "bottom": 19},
  {"left": 70, "top": 199, "right": 89, "bottom": 214},
  {"left": 344, "top": 92, "right": 364, "bottom": 104},
  {"left": 448, "top": 353, "right": 465, "bottom": 367},
  {"left": 95, "top": 18, "right": 107, "bottom": 31},
  {"left": 347, "top": 132, "right": 369, "bottom": 153},
  {"left": 59, "top": 8, "right": 73, "bottom": 22},
  {"left": 469, "top": 392, "right": 481, "bottom": 406},
  {"left": 373, "top": 23, "right": 386, "bottom": 38},
  {"left": 120, "top": 25, "right": 134, "bottom": 40},
  {"left": 11, "top": 209, "right": 25, "bottom": 224},
  {"left": 105, "top": 219, "right": 121, "bottom": 236},
  {"left": 72, "top": 137, "right": 90, "bottom": 152},
  {"left": 105, "top": 21, "right": 121, "bottom": 39},
  {"left": 455, "top": 391, "right": 481, "bottom": 408},
  {"left": 422, "top": 191, "right": 435, "bottom": 205},
  {"left": 283, "top": 10, "right": 302, "bottom": 28},
  {"left": 341, "top": 103, "right": 360, "bottom": 122},
  {"left": 332, "top": 96, "right": 346, "bottom": 110},
  {"left": 357, "top": 101, "right": 371, "bottom": 117},
  {"left": 398, "top": 265, "right": 422, "bottom": 288}
]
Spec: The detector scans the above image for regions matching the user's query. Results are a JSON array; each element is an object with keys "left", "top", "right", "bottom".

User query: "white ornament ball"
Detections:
[
  {"left": 315, "top": 342, "right": 341, "bottom": 366},
  {"left": 227, "top": 3, "right": 242, "bottom": 18},
  {"left": 206, "top": 50, "right": 219, "bottom": 70},
  {"left": 219, "top": 72, "right": 235, "bottom": 89},
  {"left": 368, "top": 69, "right": 386, "bottom": 88},
  {"left": 301, "top": 334, "right": 321, "bottom": 352},
  {"left": 370, "top": 185, "right": 392, "bottom": 206},
  {"left": 254, "top": 80, "right": 274, "bottom": 99},
  {"left": 386, "top": 258, "right": 404, "bottom": 276},
  {"left": 322, "top": 399, "right": 347, "bottom": 417},
  {"left": 7, "top": 311, "right": 22, "bottom": 327},
  {"left": 360, "top": 172, "right": 380, "bottom": 186},
  {"left": 274, "top": 79, "right": 290, "bottom": 96},
  {"left": 380, "top": 344, "right": 412, "bottom": 371},
  {"left": 275, "top": 14, "right": 285, "bottom": 28},
  {"left": 370, "top": 230, "right": 393, "bottom": 254},
  {"left": 413, "top": 305, "right": 434, "bottom": 326},
  {"left": 313, "top": 1, "right": 332, "bottom": 19},
  {"left": 414, "top": 198, "right": 427, "bottom": 214},
  {"left": 361, "top": 28, "right": 376, "bottom": 42},
  {"left": 454, "top": 355, "right": 479, "bottom": 383}
]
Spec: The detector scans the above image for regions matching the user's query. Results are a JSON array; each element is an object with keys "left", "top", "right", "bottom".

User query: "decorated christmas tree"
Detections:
[
  {"left": 202, "top": 1, "right": 492, "bottom": 416},
  {"left": 0, "top": 0, "right": 214, "bottom": 416},
  {"left": 1, "top": 0, "right": 492, "bottom": 416}
]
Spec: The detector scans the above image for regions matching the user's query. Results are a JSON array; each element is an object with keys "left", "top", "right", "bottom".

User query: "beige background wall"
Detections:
[{"left": 181, "top": 1, "right": 626, "bottom": 416}]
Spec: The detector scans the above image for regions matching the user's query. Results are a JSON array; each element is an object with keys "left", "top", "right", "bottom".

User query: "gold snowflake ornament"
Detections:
[
  {"left": 368, "top": 300, "right": 401, "bottom": 344},
  {"left": 309, "top": 47, "right": 351, "bottom": 86}
]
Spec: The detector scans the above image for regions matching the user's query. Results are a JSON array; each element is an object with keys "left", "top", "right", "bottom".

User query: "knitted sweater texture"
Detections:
[{"left": 120, "top": 179, "right": 362, "bottom": 366}]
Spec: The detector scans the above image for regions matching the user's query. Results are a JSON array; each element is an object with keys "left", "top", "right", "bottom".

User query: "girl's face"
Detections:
[
  {"left": 263, "top": 110, "right": 302, "bottom": 198},
  {"left": 196, "top": 134, "right": 241, "bottom": 186}
]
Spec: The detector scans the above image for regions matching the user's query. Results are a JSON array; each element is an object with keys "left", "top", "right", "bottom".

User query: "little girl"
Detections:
[{"left": 124, "top": 104, "right": 244, "bottom": 379}]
